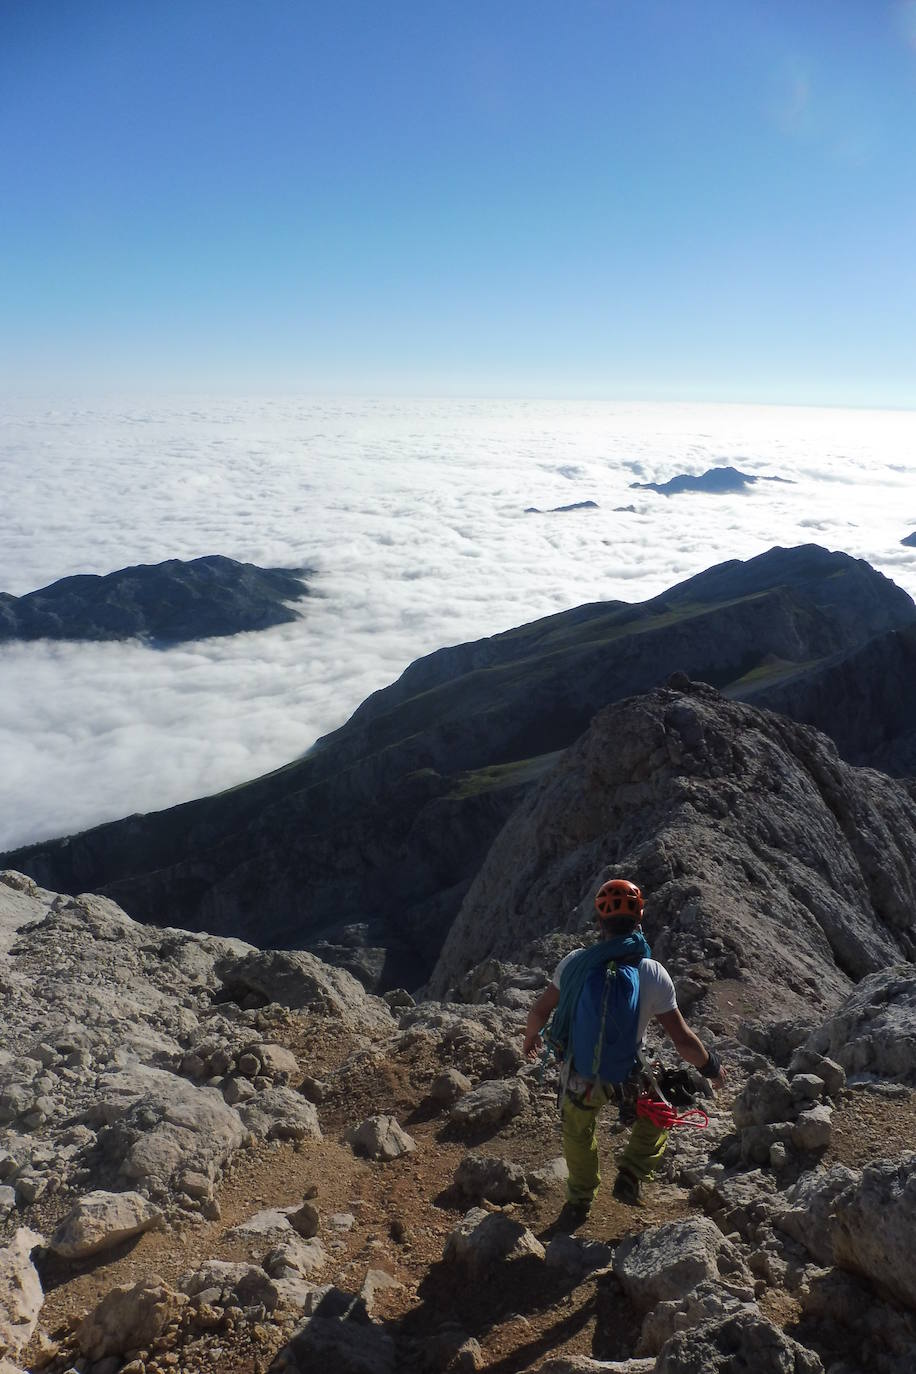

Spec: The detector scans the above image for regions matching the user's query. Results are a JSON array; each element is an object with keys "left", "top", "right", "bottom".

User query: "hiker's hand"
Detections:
[
  {"left": 708, "top": 1065, "right": 727, "bottom": 1091},
  {"left": 523, "top": 1031, "right": 542, "bottom": 1060}
]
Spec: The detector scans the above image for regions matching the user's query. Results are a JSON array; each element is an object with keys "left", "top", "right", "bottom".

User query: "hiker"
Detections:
[{"left": 522, "top": 877, "right": 726, "bottom": 1216}]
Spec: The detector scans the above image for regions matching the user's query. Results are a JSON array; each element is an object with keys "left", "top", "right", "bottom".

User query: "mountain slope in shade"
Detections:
[{"left": 1, "top": 544, "right": 913, "bottom": 991}]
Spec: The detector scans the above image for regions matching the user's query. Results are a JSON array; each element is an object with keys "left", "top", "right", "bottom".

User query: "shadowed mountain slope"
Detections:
[
  {"left": 0, "top": 555, "right": 310, "bottom": 644},
  {"left": 2, "top": 544, "right": 914, "bottom": 990}
]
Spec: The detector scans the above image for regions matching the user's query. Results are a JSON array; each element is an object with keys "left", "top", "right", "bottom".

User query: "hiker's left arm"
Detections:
[
  {"left": 656, "top": 1008, "right": 727, "bottom": 1088},
  {"left": 523, "top": 983, "right": 559, "bottom": 1060}
]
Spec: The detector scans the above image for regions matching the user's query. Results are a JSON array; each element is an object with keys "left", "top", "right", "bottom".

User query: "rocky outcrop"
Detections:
[
  {"left": 0, "top": 872, "right": 391, "bottom": 1210},
  {"left": 430, "top": 679, "right": 916, "bottom": 1018},
  {"left": 0, "top": 554, "right": 310, "bottom": 644},
  {"left": 4, "top": 545, "right": 913, "bottom": 991}
]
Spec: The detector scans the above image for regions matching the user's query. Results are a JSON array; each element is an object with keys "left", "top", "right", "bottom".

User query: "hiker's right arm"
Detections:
[
  {"left": 523, "top": 983, "right": 559, "bottom": 1060},
  {"left": 656, "top": 1008, "right": 727, "bottom": 1088}
]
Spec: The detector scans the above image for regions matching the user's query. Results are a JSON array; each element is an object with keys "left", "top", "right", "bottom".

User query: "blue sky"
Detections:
[{"left": 2, "top": 1, "right": 915, "bottom": 405}]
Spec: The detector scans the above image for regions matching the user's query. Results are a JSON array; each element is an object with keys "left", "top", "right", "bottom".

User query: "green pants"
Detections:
[{"left": 562, "top": 1083, "right": 668, "bottom": 1205}]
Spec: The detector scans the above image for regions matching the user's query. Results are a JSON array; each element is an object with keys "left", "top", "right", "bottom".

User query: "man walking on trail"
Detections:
[{"left": 523, "top": 878, "right": 726, "bottom": 1218}]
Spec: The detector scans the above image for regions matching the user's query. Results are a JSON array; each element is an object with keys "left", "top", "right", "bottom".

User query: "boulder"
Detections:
[
  {"left": 637, "top": 1279, "right": 757, "bottom": 1356},
  {"left": 791, "top": 1104, "right": 833, "bottom": 1151},
  {"left": 454, "top": 1154, "right": 530, "bottom": 1204},
  {"left": 449, "top": 1078, "right": 528, "bottom": 1132},
  {"left": 0, "top": 1229, "right": 44, "bottom": 1358},
  {"left": 180, "top": 1260, "right": 282, "bottom": 1311},
  {"left": 430, "top": 1069, "right": 472, "bottom": 1105},
  {"left": 77, "top": 1277, "right": 187, "bottom": 1360},
  {"left": 544, "top": 1234, "right": 613, "bottom": 1276},
  {"left": 277, "top": 1288, "right": 395, "bottom": 1374},
  {"left": 50, "top": 1190, "right": 165, "bottom": 1259},
  {"left": 344, "top": 1115, "right": 416, "bottom": 1161},
  {"left": 264, "top": 1236, "right": 326, "bottom": 1280},
  {"left": 732, "top": 1071, "right": 794, "bottom": 1128},
  {"left": 443, "top": 1208, "right": 545, "bottom": 1277},
  {"left": 654, "top": 1311, "right": 824, "bottom": 1372},
  {"left": 240, "top": 1086, "right": 321, "bottom": 1141},
  {"left": 614, "top": 1219, "right": 752, "bottom": 1312}
]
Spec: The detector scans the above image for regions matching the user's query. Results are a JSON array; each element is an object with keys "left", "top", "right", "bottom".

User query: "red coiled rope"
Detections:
[{"left": 636, "top": 1094, "right": 708, "bottom": 1130}]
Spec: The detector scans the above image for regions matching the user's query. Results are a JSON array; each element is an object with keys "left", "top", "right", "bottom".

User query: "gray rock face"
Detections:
[
  {"left": 0, "top": 1229, "right": 44, "bottom": 1358},
  {"left": 654, "top": 1311, "right": 824, "bottom": 1373},
  {"left": 803, "top": 966, "right": 916, "bottom": 1084},
  {"left": 613, "top": 1219, "right": 753, "bottom": 1312},
  {"left": 77, "top": 1277, "right": 187, "bottom": 1360},
  {"left": 344, "top": 1115, "right": 416, "bottom": 1161},
  {"left": 0, "top": 554, "right": 310, "bottom": 645},
  {"left": 449, "top": 1078, "right": 529, "bottom": 1132},
  {"left": 430, "top": 682, "right": 916, "bottom": 1023},
  {"left": 442, "top": 1208, "right": 545, "bottom": 1277},
  {"left": 831, "top": 1155, "right": 916, "bottom": 1309},
  {"left": 50, "top": 1190, "right": 165, "bottom": 1258},
  {"left": 454, "top": 1154, "right": 530, "bottom": 1204}
]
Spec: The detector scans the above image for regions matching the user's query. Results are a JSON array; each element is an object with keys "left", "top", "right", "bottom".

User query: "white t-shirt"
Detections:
[{"left": 551, "top": 950, "right": 677, "bottom": 1044}]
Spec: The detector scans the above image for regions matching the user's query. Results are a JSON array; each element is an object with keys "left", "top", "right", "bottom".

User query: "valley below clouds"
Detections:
[{"left": 2, "top": 394, "right": 914, "bottom": 850}]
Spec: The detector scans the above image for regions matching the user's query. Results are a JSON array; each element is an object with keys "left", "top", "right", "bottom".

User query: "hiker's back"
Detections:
[{"left": 570, "top": 960, "right": 640, "bottom": 1083}]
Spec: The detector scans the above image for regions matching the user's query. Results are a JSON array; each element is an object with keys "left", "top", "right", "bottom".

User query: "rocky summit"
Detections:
[
  {"left": 0, "top": 556, "right": 310, "bottom": 645},
  {"left": 2, "top": 544, "right": 914, "bottom": 992}
]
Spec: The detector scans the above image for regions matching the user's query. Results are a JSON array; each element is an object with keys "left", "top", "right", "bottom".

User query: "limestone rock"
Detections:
[
  {"left": 277, "top": 1288, "right": 394, "bottom": 1374},
  {"left": 614, "top": 1219, "right": 752, "bottom": 1313},
  {"left": 443, "top": 1207, "right": 545, "bottom": 1277},
  {"left": 240, "top": 1086, "right": 321, "bottom": 1141},
  {"left": 654, "top": 1310, "right": 824, "bottom": 1372},
  {"left": 791, "top": 1104, "right": 833, "bottom": 1151},
  {"left": 180, "top": 1260, "right": 282, "bottom": 1311},
  {"left": 787, "top": 1048, "right": 846, "bottom": 1096},
  {"left": 50, "top": 1190, "right": 165, "bottom": 1259},
  {"left": 344, "top": 1115, "right": 416, "bottom": 1161},
  {"left": 449, "top": 1078, "right": 528, "bottom": 1132},
  {"left": 831, "top": 1154, "right": 916, "bottom": 1308},
  {"left": 544, "top": 1233, "right": 613, "bottom": 1276},
  {"left": 637, "top": 1279, "right": 757, "bottom": 1356},
  {"left": 0, "top": 1228, "right": 44, "bottom": 1358},
  {"left": 454, "top": 1153, "right": 530, "bottom": 1204},
  {"left": 77, "top": 1277, "right": 187, "bottom": 1360},
  {"left": 527, "top": 1157, "right": 569, "bottom": 1194},
  {"left": 776, "top": 1166, "right": 860, "bottom": 1267},
  {"left": 430, "top": 1069, "right": 472, "bottom": 1105},
  {"left": 264, "top": 1235, "right": 326, "bottom": 1280},
  {"left": 289, "top": 1200, "right": 320, "bottom": 1238},
  {"left": 803, "top": 966, "right": 916, "bottom": 1085}
]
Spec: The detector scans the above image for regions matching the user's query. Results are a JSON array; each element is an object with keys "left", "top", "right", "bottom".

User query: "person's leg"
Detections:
[
  {"left": 561, "top": 1085, "right": 611, "bottom": 1206},
  {"left": 618, "top": 1116, "right": 669, "bottom": 1183}
]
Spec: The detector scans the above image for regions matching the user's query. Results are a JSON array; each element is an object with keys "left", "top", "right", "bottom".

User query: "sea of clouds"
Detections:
[{"left": 1, "top": 395, "right": 914, "bottom": 851}]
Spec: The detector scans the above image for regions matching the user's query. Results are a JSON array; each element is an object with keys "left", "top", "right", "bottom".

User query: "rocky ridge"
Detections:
[
  {"left": 0, "top": 557, "right": 310, "bottom": 646},
  {"left": 3, "top": 545, "right": 914, "bottom": 992},
  {"left": 2, "top": 871, "right": 916, "bottom": 1374}
]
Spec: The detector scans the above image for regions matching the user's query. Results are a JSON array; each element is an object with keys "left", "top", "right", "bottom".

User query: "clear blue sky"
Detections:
[{"left": 2, "top": 1, "right": 915, "bottom": 405}]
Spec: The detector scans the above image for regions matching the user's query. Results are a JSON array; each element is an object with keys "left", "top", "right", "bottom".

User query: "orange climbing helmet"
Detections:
[{"left": 595, "top": 878, "right": 644, "bottom": 921}]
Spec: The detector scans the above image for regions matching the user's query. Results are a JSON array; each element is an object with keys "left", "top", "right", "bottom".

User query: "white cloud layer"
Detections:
[{"left": 1, "top": 396, "right": 914, "bottom": 850}]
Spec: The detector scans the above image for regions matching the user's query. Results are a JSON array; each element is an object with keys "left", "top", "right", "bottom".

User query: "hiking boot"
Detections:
[
  {"left": 612, "top": 1169, "right": 641, "bottom": 1205},
  {"left": 556, "top": 1200, "right": 591, "bottom": 1231}
]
